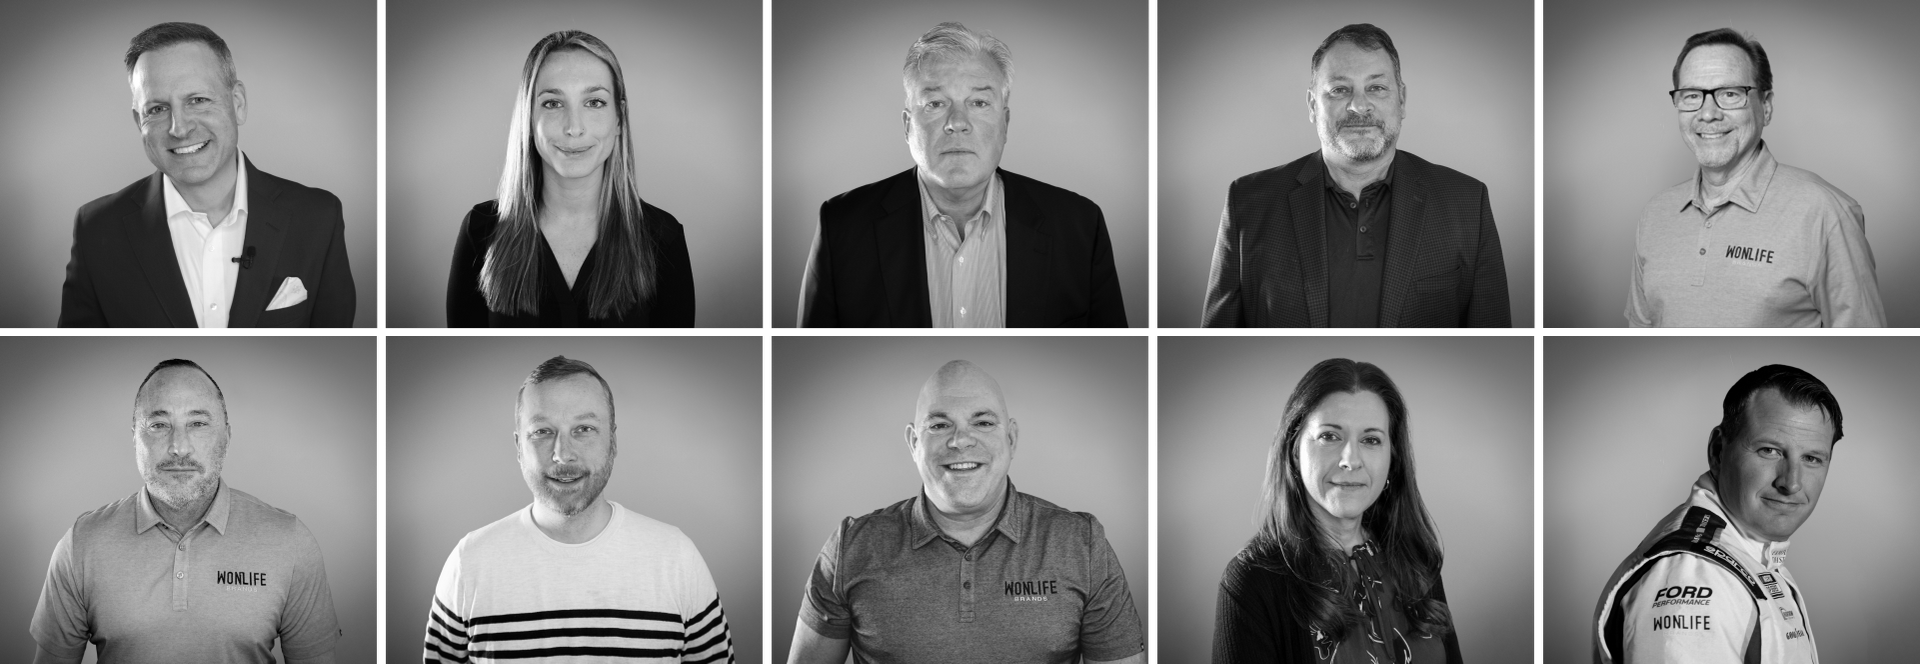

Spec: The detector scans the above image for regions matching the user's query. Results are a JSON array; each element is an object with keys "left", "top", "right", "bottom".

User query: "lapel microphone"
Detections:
[{"left": 232, "top": 246, "right": 256, "bottom": 269}]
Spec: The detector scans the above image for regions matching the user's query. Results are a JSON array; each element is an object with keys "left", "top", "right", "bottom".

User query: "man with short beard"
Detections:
[
  {"left": 1203, "top": 23, "right": 1511, "bottom": 328},
  {"left": 1625, "top": 28, "right": 1883, "bottom": 327},
  {"left": 30, "top": 359, "right": 341, "bottom": 664},
  {"left": 423, "top": 356, "right": 734, "bottom": 663}
]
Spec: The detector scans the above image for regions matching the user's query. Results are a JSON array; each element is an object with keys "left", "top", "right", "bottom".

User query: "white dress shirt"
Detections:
[
  {"left": 918, "top": 170, "right": 1006, "bottom": 328},
  {"left": 161, "top": 150, "right": 249, "bottom": 328}
]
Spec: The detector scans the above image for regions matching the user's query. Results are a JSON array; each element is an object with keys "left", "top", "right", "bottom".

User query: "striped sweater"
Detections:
[{"left": 425, "top": 502, "right": 733, "bottom": 663}]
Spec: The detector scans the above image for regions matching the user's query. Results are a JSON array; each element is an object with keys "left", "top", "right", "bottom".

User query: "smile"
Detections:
[
  {"left": 547, "top": 474, "right": 584, "bottom": 484},
  {"left": 944, "top": 462, "right": 983, "bottom": 471},
  {"left": 1696, "top": 131, "right": 1730, "bottom": 139},
  {"left": 1762, "top": 496, "right": 1801, "bottom": 508},
  {"left": 170, "top": 140, "right": 210, "bottom": 155},
  {"left": 556, "top": 145, "right": 593, "bottom": 155}
]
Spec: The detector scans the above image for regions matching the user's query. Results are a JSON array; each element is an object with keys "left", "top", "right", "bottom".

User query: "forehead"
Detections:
[
  {"left": 907, "top": 52, "right": 1005, "bottom": 92},
  {"left": 137, "top": 367, "right": 221, "bottom": 406},
  {"left": 130, "top": 42, "right": 224, "bottom": 90},
  {"left": 1738, "top": 389, "right": 1835, "bottom": 448},
  {"left": 520, "top": 374, "right": 611, "bottom": 418},
  {"left": 1678, "top": 44, "right": 1755, "bottom": 85},
  {"left": 534, "top": 49, "right": 615, "bottom": 91},
  {"left": 918, "top": 378, "right": 1006, "bottom": 418},
  {"left": 1307, "top": 390, "right": 1390, "bottom": 426},
  {"left": 1314, "top": 41, "right": 1396, "bottom": 83}
]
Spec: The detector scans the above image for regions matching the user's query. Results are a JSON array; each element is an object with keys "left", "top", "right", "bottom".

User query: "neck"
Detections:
[
  {"left": 1322, "top": 147, "right": 1396, "bottom": 199},
  {"left": 927, "top": 480, "right": 1007, "bottom": 548},
  {"left": 149, "top": 480, "right": 219, "bottom": 533},
  {"left": 921, "top": 170, "right": 991, "bottom": 222},
  {"left": 1313, "top": 508, "right": 1367, "bottom": 553},
  {"left": 530, "top": 497, "right": 612, "bottom": 544},
  {"left": 1699, "top": 143, "right": 1763, "bottom": 196},
  {"left": 540, "top": 166, "right": 604, "bottom": 228},
  {"left": 176, "top": 155, "right": 241, "bottom": 223}
]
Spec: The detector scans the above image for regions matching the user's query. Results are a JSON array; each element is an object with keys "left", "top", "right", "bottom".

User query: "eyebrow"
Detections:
[
  {"left": 926, "top": 408, "right": 1000, "bottom": 421},
  {"left": 143, "top": 408, "right": 212, "bottom": 418},
  {"left": 537, "top": 85, "right": 610, "bottom": 96}
]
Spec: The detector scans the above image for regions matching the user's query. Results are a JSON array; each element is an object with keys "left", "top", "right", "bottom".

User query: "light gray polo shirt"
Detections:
[
  {"left": 31, "top": 481, "right": 341, "bottom": 663},
  {"left": 799, "top": 481, "right": 1144, "bottom": 664},
  {"left": 1627, "top": 142, "right": 1885, "bottom": 327}
]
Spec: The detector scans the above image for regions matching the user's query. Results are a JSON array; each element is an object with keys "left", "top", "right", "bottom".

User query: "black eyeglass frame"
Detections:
[{"left": 1668, "top": 85, "right": 1765, "bottom": 111}]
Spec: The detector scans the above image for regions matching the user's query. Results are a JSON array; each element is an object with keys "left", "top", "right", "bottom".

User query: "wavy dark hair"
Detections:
[
  {"left": 1245, "top": 358, "right": 1451, "bottom": 643},
  {"left": 483, "top": 30, "right": 658, "bottom": 320}
]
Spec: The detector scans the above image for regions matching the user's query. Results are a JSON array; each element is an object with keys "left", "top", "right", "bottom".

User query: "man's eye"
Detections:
[
  {"left": 574, "top": 425, "right": 597, "bottom": 434},
  {"left": 925, "top": 100, "right": 945, "bottom": 110},
  {"left": 973, "top": 420, "right": 995, "bottom": 429},
  {"left": 148, "top": 422, "right": 169, "bottom": 430},
  {"left": 1756, "top": 447, "right": 1782, "bottom": 458},
  {"left": 928, "top": 422, "right": 950, "bottom": 431}
]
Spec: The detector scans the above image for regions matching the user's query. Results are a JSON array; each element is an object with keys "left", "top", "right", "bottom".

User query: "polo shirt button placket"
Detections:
[{"left": 959, "top": 548, "right": 976, "bottom": 623}]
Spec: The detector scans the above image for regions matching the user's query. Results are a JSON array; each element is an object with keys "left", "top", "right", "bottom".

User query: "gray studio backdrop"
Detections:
[
  {"left": 387, "top": 0, "right": 763, "bottom": 327},
  {"left": 1545, "top": 337, "right": 1920, "bottom": 660},
  {"left": 386, "top": 336, "right": 763, "bottom": 663},
  {"left": 0, "top": 337, "right": 375, "bottom": 662},
  {"left": 771, "top": 336, "right": 1148, "bottom": 657},
  {"left": 1160, "top": 337, "right": 1533, "bottom": 664},
  {"left": 772, "top": 0, "right": 1149, "bottom": 327},
  {"left": 1546, "top": 0, "right": 1920, "bottom": 326},
  {"left": 0, "top": 0, "right": 376, "bottom": 327},
  {"left": 1160, "top": 0, "right": 1534, "bottom": 328}
]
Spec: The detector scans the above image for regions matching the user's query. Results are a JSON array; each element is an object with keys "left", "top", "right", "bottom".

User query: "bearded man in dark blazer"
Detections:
[
  {"left": 1203, "top": 23, "right": 1509, "bottom": 328},
  {"left": 797, "top": 22, "right": 1127, "bottom": 328},
  {"left": 59, "top": 22, "right": 354, "bottom": 328}
]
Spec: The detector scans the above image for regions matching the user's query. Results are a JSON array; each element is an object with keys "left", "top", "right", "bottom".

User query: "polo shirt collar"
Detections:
[
  {"left": 135, "top": 479, "right": 233, "bottom": 535},
  {"left": 1320, "top": 153, "right": 1396, "bottom": 200},
  {"left": 910, "top": 478, "right": 1029, "bottom": 549},
  {"left": 1685, "top": 141, "right": 1778, "bottom": 215}
]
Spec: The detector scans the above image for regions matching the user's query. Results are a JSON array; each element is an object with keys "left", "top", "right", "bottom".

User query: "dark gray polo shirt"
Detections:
[
  {"left": 30, "top": 481, "right": 341, "bottom": 663},
  {"left": 800, "top": 481, "right": 1144, "bottom": 663}
]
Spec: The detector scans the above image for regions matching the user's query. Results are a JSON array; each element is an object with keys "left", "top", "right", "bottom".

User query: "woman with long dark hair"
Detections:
[
  {"left": 446, "top": 30, "right": 694, "bottom": 327},
  {"left": 1213, "top": 358, "right": 1462, "bottom": 663}
]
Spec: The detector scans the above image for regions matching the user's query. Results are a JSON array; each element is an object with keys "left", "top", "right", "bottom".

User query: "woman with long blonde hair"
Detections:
[{"left": 446, "top": 30, "right": 693, "bottom": 327}]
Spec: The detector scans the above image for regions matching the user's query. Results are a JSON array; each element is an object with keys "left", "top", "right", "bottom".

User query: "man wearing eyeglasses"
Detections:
[{"left": 1626, "top": 28, "right": 1885, "bottom": 327}]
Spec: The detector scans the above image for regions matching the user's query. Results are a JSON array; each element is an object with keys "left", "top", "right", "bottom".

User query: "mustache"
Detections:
[
  {"left": 1338, "top": 114, "right": 1382, "bottom": 128},
  {"left": 155, "top": 458, "right": 204, "bottom": 471},
  {"left": 545, "top": 464, "right": 592, "bottom": 478}
]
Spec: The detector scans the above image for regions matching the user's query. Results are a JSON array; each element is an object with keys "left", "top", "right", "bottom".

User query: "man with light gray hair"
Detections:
[{"left": 798, "top": 22, "right": 1127, "bottom": 328}]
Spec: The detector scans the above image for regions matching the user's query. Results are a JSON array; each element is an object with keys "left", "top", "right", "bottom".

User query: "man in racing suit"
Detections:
[{"left": 1594, "top": 364, "right": 1840, "bottom": 664}]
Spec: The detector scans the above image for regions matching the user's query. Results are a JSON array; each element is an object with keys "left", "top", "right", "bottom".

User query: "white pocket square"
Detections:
[{"left": 266, "top": 277, "right": 307, "bottom": 311}]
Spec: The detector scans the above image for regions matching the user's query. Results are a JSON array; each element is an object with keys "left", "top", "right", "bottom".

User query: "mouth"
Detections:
[
  {"left": 546, "top": 473, "right": 586, "bottom": 485},
  {"left": 555, "top": 144, "right": 594, "bottom": 156},
  {"left": 1328, "top": 480, "right": 1369, "bottom": 489},
  {"left": 1695, "top": 130, "right": 1731, "bottom": 140},
  {"left": 942, "top": 461, "right": 985, "bottom": 472},
  {"left": 170, "top": 139, "right": 211, "bottom": 155},
  {"left": 1761, "top": 496, "right": 1803, "bottom": 509}
]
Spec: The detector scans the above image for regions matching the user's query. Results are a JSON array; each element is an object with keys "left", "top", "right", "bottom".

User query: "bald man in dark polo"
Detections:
[
  {"left": 786, "top": 360, "right": 1145, "bottom": 664},
  {"left": 30, "top": 359, "right": 340, "bottom": 664}
]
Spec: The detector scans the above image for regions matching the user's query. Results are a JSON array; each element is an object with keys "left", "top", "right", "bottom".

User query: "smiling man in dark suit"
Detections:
[
  {"left": 797, "top": 22, "right": 1126, "bottom": 328},
  {"left": 1203, "top": 23, "right": 1509, "bottom": 328},
  {"left": 58, "top": 22, "right": 354, "bottom": 328}
]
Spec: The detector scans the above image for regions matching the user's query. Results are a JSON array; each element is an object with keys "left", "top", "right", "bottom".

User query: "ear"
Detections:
[
  {"left": 130, "top": 107, "right": 141, "bottom": 129},
  {"left": 1006, "top": 418, "right": 1018, "bottom": 456},
  {"left": 231, "top": 81, "right": 248, "bottom": 126},
  {"left": 904, "top": 422, "right": 919, "bottom": 453},
  {"left": 1758, "top": 89, "right": 1773, "bottom": 128},
  {"left": 1706, "top": 425, "right": 1726, "bottom": 475},
  {"left": 902, "top": 108, "right": 911, "bottom": 138},
  {"left": 1306, "top": 89, "right": 1317, "bottom": 124}
]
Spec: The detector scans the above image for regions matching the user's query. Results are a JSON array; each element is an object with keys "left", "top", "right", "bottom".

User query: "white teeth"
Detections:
[
  {"left": 948, "top": 462, "right": 980, "bottom": 470},
  {"left": 172, "top": 141, "right": 209, "bottom": 155}
]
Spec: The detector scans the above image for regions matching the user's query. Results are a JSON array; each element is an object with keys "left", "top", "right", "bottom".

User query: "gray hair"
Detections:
[{"left": 902, "top": 22, "right": 1014, "bottom": 102}]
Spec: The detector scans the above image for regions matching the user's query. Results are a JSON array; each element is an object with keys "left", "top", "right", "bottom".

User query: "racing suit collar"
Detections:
[{"left": 1691, "top": 471, "right": 1791, "bottom": 568}]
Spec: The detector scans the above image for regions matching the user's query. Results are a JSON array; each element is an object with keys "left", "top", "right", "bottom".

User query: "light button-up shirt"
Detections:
[
  {"left": 918, "top": 170, "right": 1007, "bottom": 328},
  {"left": 161, "top": 150, "right": 250, "bottom": 328}
]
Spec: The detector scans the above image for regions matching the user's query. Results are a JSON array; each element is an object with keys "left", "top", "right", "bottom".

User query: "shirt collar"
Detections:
[
  {"left": 135, "top": 478, "right": 233, "bottom": 536},
  {"left": 1321, "top": 153, "right": 1396, "bottom": 199},
  {"left": 1684, "top": 141, "right": 1778, "bottom": 215},
  {"left": 915, "top": 168, "right": 1002, "bottom": 231},
  {"left": 162, "top": 150, "right": 250, "bottom": 227},
  {"left": 909, "top": 478, "right": 1028, "bottom": 549},
  {"left": 1689, "top": 471, "right": 1790, "bottom": 566}
]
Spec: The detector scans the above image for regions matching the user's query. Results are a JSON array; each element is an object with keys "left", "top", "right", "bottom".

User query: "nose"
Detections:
[
  {"left": 565, "top": 105, "right": 584, "bottom": 138},
  {"left": 1337, "top": 441, "right": 1359, "bottom": 470},
  {"left": 164, "top": 427, "right": 185, "bottom": 457},
  {"left": 942, "top": 105, "right": 971, "bottom": 135},
  {"left": 945, "top": 426, "right": 977, "bottom": 449},
  {"left": 1695, "top": 97, "right": 1725, "bottom": 123},
  {"left": 1345, "top": 91, "right": 1373, "bottom": 116},
  {"left": 1772, "top": 457, "right": 1801, "bottom": 496},
  {"left": 168, "top": 109, "right": 190, "bottom": 139},
  {"left": 550, "top": 435, "right": 576, "bottom": 464}
]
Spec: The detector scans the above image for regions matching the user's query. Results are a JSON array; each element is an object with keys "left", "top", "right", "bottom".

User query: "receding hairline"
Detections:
[{"left": 913, "top": 360, "right": 1011, "bottom": 421}]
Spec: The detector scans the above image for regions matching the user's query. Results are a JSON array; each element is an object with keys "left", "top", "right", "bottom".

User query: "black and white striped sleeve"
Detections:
[{"left": 425, "top": 545, "right": 471, "bottom": 663}]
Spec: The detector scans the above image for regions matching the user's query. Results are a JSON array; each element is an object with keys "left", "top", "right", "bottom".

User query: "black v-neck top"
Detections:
[{"left": 445, "top": 200, "right": 695, "bottom": 327}]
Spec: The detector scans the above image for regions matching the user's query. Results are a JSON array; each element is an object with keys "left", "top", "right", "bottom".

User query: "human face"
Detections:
[
  {"left": 1675, "top": 44, "right": 1772, "bottom": 176},
  {"left": 1711, "top": 389, "right": 1833, "bottom": 543},
  {"left": 1309, "top": 42, "right": 1404, "bottom": 164},
  {"left": 129, "top": 42, "right": 246, "bottom": 188},
  {"left": 131, "top": 367, "right": 230, "bottom": 508},
  {"left": 907, "top": 366, "right": 1017, "bottom": 517},
  {"left": 1296, "top": 391, "right": 1392, "bottom": 528},
  {"left": 515, "top": 374, "right": 617, "bottom": 517},
  {"left": 903, "top": 53, "right": 1010, "bottom": 195},
  {"left": 532, "top": 49, "right": 621, "bottom": 183}
]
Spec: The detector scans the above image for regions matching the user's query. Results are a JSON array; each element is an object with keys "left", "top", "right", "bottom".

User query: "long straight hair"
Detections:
[
  {"left": 482, "top": 30, "right": 657, "bottom": 320},
  {"left": 1246, "top": 358, "right": 1451, "bottom": 643}
]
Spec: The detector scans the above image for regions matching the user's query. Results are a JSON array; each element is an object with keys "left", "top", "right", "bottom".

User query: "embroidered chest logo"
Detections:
[
  {"left": 215, "top": 570, "right": 269, "bottom": 588},
  {"left": 1725, "top": 245, "right": 1776, "bottom": 264},
  {"left": 1757, "top": 572, "right": 1785, "bottom": 600},
  {"left": 1005, "top": 578, "right": 1058, "bottom": 602}
]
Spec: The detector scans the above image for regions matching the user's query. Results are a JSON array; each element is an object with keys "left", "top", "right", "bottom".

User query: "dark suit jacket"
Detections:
[
  {"left": 798, "top": 167, "right": 1127, "bottom": 327},
  {"left": 445, "top": 199, "right": 695, "bottom": 327},
  {"left": 58, "top": 158, "right": 356, "bottom": 327},
  {"left": 1202, "top": 150, "right": 1510, "bottom": 327}
]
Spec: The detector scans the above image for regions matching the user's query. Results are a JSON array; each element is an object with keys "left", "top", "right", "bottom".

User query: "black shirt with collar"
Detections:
[{"left": 1323, "top": 158, "right": 1395, "bottom": 328}]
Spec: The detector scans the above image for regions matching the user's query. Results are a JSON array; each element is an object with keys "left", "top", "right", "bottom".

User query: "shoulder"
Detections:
[
  {"left": 838, "top": 495, "right": 919, "bottom": 543},
  {"left": 1220, "top": 545, "right": 1298, "bottom": 591},
  {"left": 1767, "top": 162, "right": 1862, "bottom": 220},
  {"left": 1229, "top": 152, "right": 1318, "bottom": 198},
  {"left": 1638, "top": 179, "right": 1695, "bottom": 225},
  {"left": 456, "top": 507, "right": 532, "bottom": 551},
  {"left": 610, "top": 503, "right": 699, "bottom": 552},
  {"left": 1394, "top": 150, "right": 1486, "bottom": 192},
  {"left": 822, "top": 168, "right": 915, "bottom": 222},
  {"left": 68, "top": 491, "right": 143, "bottom": 545},
  {"left": 74, "top": 175, "right": 155, "bottom": 231},
  {"left": 459, "top": 200, "right": 503, "bottom": 241},
  {"left": 252, "top": 167, "right": 343, "bottom": 212},
  {"left": 225, "top": 487, "right": 315, "bottom": 539},
  {"left": 1019, "top": 490, "right": 1105, "bottom": 539},
  {"left": 640, "top": 200, "right": 688, "bottom": 246},
  {"left": 1000, "top": 169, "right": 1102, "bottom": 217}
]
